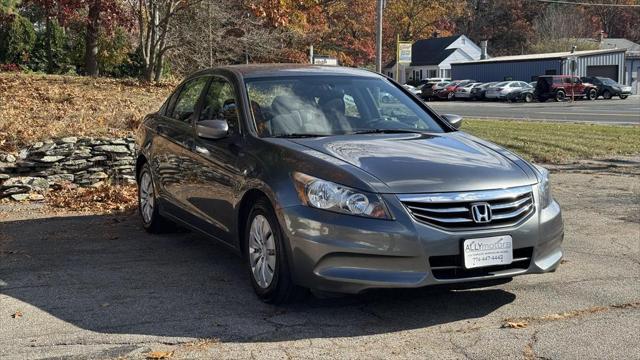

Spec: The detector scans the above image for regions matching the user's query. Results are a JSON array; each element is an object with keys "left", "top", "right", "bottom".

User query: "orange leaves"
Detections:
[{"left": 47, "top": 183, "right": 138, "bottom": 213}]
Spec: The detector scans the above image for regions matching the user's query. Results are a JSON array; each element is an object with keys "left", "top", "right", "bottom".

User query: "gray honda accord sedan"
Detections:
[{"left": 135, "top": 64, "right": 564, "bottom": 303}]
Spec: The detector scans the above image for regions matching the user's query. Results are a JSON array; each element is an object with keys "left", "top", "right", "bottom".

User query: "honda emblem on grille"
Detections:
[{"left": 470, "top": 202, "right": 492, "bottom": 223}]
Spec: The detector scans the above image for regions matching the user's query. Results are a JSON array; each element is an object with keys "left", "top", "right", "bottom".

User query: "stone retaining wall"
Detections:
[{"left": 0, "top": 137, "right": 137, "bottom": 200}]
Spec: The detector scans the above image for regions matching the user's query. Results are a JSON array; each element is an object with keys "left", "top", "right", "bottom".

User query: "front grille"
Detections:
[
  {"left": 429, "top": 247, "right": 533, "bottom": 280},
  {"left": 398, "top": 186, "right": 535, "bottom": 231}
]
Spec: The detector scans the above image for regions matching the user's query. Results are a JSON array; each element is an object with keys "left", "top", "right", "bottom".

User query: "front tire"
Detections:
[
  {"left": 555, "top": 90, "right": 566, "bottom": 102},
  {"left": 586, "top": 88, "right": 597, "bottom": 101},
  {"left": 524, "top": 93, "right": 534, "bottom": 103},
  {"left": 245, "top": 197, "right": 306, "bottom": 304},
  {"left": 447, "top": 91, "right": 455, "bottom": 100},
  {"left": 620, "top": 95, "right": 628, "bottom": 100},
  {"left": 138, "top": 162, "right": 173, "bottom": 233}
]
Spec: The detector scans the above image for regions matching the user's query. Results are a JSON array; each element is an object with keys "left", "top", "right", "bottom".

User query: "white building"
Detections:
[{"left": 383, "top": 35, "right": 483, "bottom": 83}]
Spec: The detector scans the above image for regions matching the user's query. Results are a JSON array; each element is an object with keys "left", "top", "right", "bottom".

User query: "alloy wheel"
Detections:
[
  {"left": 139, "top": 171, "right": 154, "bottom": 224},
  {"left": 248, "top": 214, "right": 276, "bottom": 288}
]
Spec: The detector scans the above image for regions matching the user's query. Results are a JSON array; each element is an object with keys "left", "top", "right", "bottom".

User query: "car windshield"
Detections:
[{"left": 245, "top": 76, "right": 446, "bottom": 137}]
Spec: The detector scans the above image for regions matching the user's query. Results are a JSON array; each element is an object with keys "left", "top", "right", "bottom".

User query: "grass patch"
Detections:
[{"left": 462, "top": 119, "right": 640, "bottom": 163}]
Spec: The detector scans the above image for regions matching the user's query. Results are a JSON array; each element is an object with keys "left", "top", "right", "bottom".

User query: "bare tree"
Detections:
[
  {"left": 165, "top": 0, "right": 289, "bottom": 76},
  {"left": 530, "top": 5, "right": 599, "bottom": 53},
  {"left": 132, "top": 0, "right": 195, "bottom": 82}
]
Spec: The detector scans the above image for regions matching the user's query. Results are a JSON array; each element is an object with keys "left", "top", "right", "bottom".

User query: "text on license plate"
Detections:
[{"left": 463, "top": 235, "right": 513, "bottom": 269}]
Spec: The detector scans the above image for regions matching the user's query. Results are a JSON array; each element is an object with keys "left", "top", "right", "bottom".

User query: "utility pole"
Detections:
[{"left": 375, "top": 0, "right": 384, "bottom": 73}]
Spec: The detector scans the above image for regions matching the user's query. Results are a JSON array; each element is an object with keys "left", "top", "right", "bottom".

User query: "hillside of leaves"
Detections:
[{"left": 0, "top": 73, "right": 174, "bottom": 152}]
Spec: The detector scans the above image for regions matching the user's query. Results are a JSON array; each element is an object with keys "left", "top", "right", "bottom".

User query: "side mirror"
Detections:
[
  {"left": 442, "top": 114, "right": 463, "bottom": 129},
  {"left": 197, "top": 119, "right": 229, "bottom": 140}
]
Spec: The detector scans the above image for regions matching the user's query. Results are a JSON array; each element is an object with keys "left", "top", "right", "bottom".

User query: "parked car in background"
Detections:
[
  {"left": 438, "top": 79, "right": 475, "bottom": 100},
  {"left": 485, "top": 81, "right": 532, "bottom": 100},
  {"left": 506, "top": 83, "right": 535, "bottom": 103},
  {"left": 425, "top": 77, "right": 451, "bottom": 83},
  {"left": 535, "top": 75, "right": 598, "bottom": 102},
  {"left": 469, "top": 82, "right": 497, "bottom": 100},
  {"left": 403, "top": 84, "right": 422, "bottom": 97},
  {"left": 136, "top": 64, "right": 563, "bottom": 304},
  {"left": 580, "top": 76, "right": 631, "bottom": 99},
  {"left": 421, "top": 81, "right": 450, "bottom": 100},
  {"left": 454, "top": 82, "right": 483, "bottom": 99}
]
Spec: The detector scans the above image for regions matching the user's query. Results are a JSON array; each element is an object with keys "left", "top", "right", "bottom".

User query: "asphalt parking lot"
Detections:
[
  {"left": 428, "top": 96, "right": 640, "bottom": 124},
  {"left": 1, "top": 161, "right": 639, "bottom": 360}
]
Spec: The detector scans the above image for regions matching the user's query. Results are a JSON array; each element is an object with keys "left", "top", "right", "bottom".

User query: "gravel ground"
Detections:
[{"left": 0, "top": 163, "right": 638, "bottom": 360}]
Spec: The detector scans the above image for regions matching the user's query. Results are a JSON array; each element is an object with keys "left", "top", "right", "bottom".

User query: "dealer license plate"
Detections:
[{"left": 463, "top": 235, "right": 513, "bottom": 269}]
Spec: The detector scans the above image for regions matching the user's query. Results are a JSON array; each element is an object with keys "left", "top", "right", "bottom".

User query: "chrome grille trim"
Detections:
[{"left": 398, "top": 186, "right": 535, "bottom": 230}]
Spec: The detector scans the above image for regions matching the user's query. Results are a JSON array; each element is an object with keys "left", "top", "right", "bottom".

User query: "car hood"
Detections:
[{"left": 290, "top": 132, "right": 536, "bottom": 194}]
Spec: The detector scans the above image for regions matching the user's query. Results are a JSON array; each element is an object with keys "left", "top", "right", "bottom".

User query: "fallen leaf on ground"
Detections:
[
  {"left": 47, "top": 183, "right": 137, "bottom": 213},
  {"left": 146, "top": 351, "right": 174, "bottom": 359},
  {"left": 502, "top": 320, "right": 528, "bottom": 329},
  {"left": 12, "top": 311, "right": 23, "bottom": 318}
]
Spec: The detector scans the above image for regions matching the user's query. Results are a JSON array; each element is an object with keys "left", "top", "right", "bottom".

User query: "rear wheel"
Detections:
[
  {"left": 524, "top": 93, "right": 534, "bottom": 103},
  {"left": 586, "top": 88, "right": 597, "bottom": 101},
  {"left": 245, "top": 197, "right": 306, "bottom": 304},
  {"left": 603, "top": 90, "right": 612, "bottom": 99},
  {"left": 554, "top": 90, "right": 566, "bottom": 102},
  {"left": 620, "top": 95, "right": 628, "bottom": 100},
  {"left": 447, "top": 92, "right": 455, "bottom": 100},
  {"left": 138, "top": 162, "right": 173, "bottom": 233}
]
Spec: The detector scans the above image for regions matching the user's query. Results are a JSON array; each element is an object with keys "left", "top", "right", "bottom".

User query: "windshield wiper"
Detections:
[
  {"left": 350, "top": 129, "right": 426, "bottom": 135},
  {"left": 272, "top": 133, "right": 329, "bottom": 138}
]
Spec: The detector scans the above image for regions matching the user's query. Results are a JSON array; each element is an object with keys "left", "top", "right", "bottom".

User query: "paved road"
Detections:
[
  {"left": 1, "top": 164, "right": 639, "bottom": 359},
  {"left": 428, "top": 96, "right": 640, "bottom": 124}
]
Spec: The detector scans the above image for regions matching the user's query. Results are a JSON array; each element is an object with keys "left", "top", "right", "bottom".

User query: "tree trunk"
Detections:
[
  {"left": 45, "top": 16, "right": 53, "bottom": 73},
  {"left": 84, "top": 0, "right": 101, "bottom": 76}
]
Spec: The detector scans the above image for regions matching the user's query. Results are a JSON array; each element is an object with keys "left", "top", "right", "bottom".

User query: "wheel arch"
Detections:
[
  {"left": 237, "top": 188, "right": 272, "bottom": 256},
  {"left": 135, "top": 153, "right": 148, "bottom": 181}
]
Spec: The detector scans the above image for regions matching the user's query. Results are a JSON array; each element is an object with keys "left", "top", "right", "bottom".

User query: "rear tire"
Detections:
[
  {"left": 447, "top": 92, "right": 455, "bottom": 100},
  {"left": 555, "top": 90, "right": 566, "bottom": 102},
  {"left": 138, "top": 162, "right": 173, "bottom": 233},
  {"left": 603, "top": 90, "right": 612, "bottom": 99},
  {"left": 524, "top": 93, "right": 534, "bottom": 103},
  {"left": 586, "top": 88, "right": 597, "bottom": 101},
  {"left": 620, "top": 95, "right": 628, "bottom": 100},
  {"left": 244, "top": 197, "right": 307, "bottom": 304}
]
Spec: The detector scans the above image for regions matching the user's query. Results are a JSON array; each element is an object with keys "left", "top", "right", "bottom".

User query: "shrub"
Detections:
[
  {"left": 29, "top": 19, "right": 72, "bottom": 74},
  {"left": 0, "top": 13, "right": 36, "bottom": 65}
]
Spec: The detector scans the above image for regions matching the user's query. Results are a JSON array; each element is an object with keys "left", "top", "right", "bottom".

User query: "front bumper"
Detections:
[{"left": 277, "top": 192, "right": 564, "bottom": 294}]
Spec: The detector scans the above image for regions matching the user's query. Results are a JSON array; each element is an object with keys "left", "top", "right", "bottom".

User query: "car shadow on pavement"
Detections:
[{"left": 0, "top": 213, "right": 516, "bottom": 343}]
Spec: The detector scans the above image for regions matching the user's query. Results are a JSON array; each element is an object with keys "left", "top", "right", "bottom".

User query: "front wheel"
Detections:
[
  {"left": 620, "top": 95, "right": 628, "bottom": 100},
  {"left": 586, "top": 88, "right": 597, "bottom": 101},
  {"left": 245, "top": 198, "right": 306, "bottom": 304},
  {"left": 555, "top": 90, "right": 566, "bottom": 102},
  {"left": 447, "top": 92, "right": 455, "bottom": 100},
  {"left": 524, "top": 93, "right": 534, "bottom": 103}
]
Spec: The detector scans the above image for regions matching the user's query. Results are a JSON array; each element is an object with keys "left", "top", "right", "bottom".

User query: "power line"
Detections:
[{"left": 534, "top": 0, "right": 640, "bottom": 7}]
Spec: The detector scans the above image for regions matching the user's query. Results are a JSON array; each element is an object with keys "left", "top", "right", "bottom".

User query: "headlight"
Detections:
[
  {"left": 533, "top": 165, "right": 551, "bottom": 209},
  {"left": 293, "top": 172, "right": 391, "bottom": 219}
]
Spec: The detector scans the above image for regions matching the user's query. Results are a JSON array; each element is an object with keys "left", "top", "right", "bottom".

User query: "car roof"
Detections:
[{"left": 191, "top": 64, "right": 382, "bottom": 79}]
